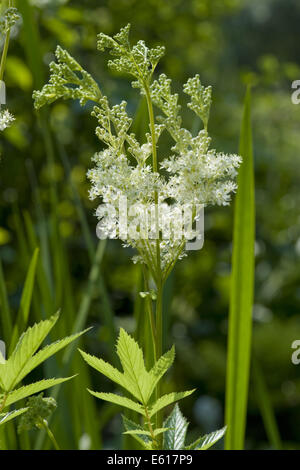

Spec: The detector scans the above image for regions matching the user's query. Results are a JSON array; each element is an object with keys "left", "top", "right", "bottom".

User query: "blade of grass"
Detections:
[
  {"left": 16, "top": 0, "right": 45, "bottom": 89},
  {"left": 58, "top": 142, "right": 116, "bottom": 353},
  {"left": 23, "top": 210, "right": 54, "bottom": 318},
  {"left": 12, "top": 204, "right": 30, "bottom": 267},
  {"left": 8, "top": 247, "right": 39, "bottom": 354},
  {"left": 252, "top": 357, "right": 282, "bottom": 449},
  {"left": 58, "top": 142, "right": 95, "bottom": 262},
  {"left": 62, "top": 239, "right": 110, "bottom": 366},
  {"left": 26, "top": 159, "right": 54, "bottom": 291},
  {"left": 225, "top": 87, "right": 255, "bottom": 450},
  {"left": 0, "top": 259, "right": 12, "bottom": 342}
]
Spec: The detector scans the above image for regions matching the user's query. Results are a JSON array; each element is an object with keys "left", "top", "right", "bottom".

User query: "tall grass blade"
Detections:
[
  {"left": 0, "top": 259, "right": 12, "bottom": 342},
  {"left": 9, "top": 248, "right": 39, "bottom": 354},
  {"left": 58, "top": 142, "right": 95, "bottom": 262},
  {"left": 252, "top": 357, "right": 282, "bottom": 449},
  {"left": 225, "top": 87, "right": 255, "bottom": 450}
]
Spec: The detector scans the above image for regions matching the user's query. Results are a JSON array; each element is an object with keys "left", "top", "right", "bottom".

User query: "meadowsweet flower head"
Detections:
[
  {"left": 33, "top": 25, "right": 242, "bottom": 281},
  {"left": 0, "top": 109, "right": 14, "bottom": 131}
]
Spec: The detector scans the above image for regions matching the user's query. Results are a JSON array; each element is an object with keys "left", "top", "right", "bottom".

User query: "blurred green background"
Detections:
[{"left": 1, "top": 0, "right": 300, "bottom": 450}]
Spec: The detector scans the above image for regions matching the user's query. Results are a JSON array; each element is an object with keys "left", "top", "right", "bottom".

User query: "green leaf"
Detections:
[
  {"left": 2, "top": 377, "right": 74, "bottom": 409},
  {"left": 225, "top": 87, "right": 255, "bottom": 450},
  {"left": 0, "top": 408, "right": 28, "bottom": 426},
  {"left": 123, "top": 427, "right": 169, "bottom": 437},
  {"left": 9, "top": 248, "right": 39, "bottom": 355},
  {"left": 88, "top": 390, "right": 145, "bottom": 416},
  {"left": 17, "top": 329, "right": 89, "bottom": 383},
  {"left": 185, "top": 426, "right": 226, "bottom": 450},
  {"left": 122, "top": 415, "right": 152, "bottom": 450},
  {"left": 149, "top": 390, "right": 195, "bottom": 418},
  {"left": 146, "top": 346, "right": 175, "bottom": 402},
  {"left": 123, "top": 429, "right": 152, "bottom": 436},
  {"left": 163, "top": 404, "right": 188, "bottom": 450},
  {"left": 153, "top": 427, "right": 170, "bottom": 437},
  {"left": 116, "top": 328, "right": 149, "bottom": 403},
  {"left": 1, "top": 313, "right": 60, "bottom": 391},
  {"left": 79, "top": 349, "right": 130, "bottom": 392}
]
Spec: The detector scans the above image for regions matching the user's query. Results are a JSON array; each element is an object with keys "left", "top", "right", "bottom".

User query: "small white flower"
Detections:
[{"left": 0, "top": 109, "right": 14, "bottom": 131}]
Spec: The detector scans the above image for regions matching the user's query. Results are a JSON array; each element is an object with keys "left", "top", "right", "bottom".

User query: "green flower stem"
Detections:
[
  {"left": 41, "top": 419, "right": 60, "bottom": 450},
  {"left": 0, "top": 25, "right": 11, "bottom": 82},
  {"left": 143, "top": 405, "right": 157, "bottom": 448},
  {"left": 144, "top": 87, "right": 157, "bottom": 173},
  {"left": 142, "top": 265, "right": 157, "bottom": 363},
  {"left": 154, "top": 282, "right": 164, "bottom": 441},
  {"left": 144, "top": 81, "right": 165, "bottom": 444},
  {"left": 0, "top": 0, "right": 14, "bottom": 82}
]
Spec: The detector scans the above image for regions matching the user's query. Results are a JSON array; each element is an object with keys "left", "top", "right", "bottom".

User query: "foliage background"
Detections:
[{"left": 1, "top": 0, "right": 300, "bottom": 449}]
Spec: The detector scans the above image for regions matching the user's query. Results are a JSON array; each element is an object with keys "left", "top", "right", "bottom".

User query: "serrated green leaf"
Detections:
[
  {"left": 1, "top": 313, "right": 60, "bottom": 391},
  {"left": 153, "top": 427, "right": 170, "bottom": 437},
  {"left": 146, "top": 346, "right": 175, "bottom": 402},
  {"left": 123, "top": 429, "right": 152, "bottom": 436},
  {"left": 122, "top": 415, "right": 152, "bottom": 449},
  {"left": 163, "top": 403, "right": 189, "bottom": 450},
  {"left": 2, "top": 376, "right": 74, "bottom": 409},
  {"left": 123, "top": 427, "right": 169, "bottom": 438},
  {"left": 149, "top": 390, "right": 195, "bottom": 418},
  {"left": 185, "top": 426, "right": 226, "bottom": 450},
  {"left": 88, "top": 390, "right": 145, "bottom": 416},
  {"left": 0, "top": 408, "right": 28, "bottom": 426},
  {"left": 79, "top": 349, "right": 130, "bottom": 392},
  {"left": 116, "top": 328, "right": 149, "bottom": 403},
  {"left": 16, "top": 329, "right": 89, "bottom": 383}
]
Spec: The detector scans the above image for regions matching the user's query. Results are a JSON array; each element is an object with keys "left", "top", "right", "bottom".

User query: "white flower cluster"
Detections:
[
  {"left": 33, "top": 24, "right": 242, "bottom": 280},
  {"left": 161, "top": 133, "right": 242, "bottom": 207},
  {"left": 0, "top": 109, "right": 14, "bottom": 131}
]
